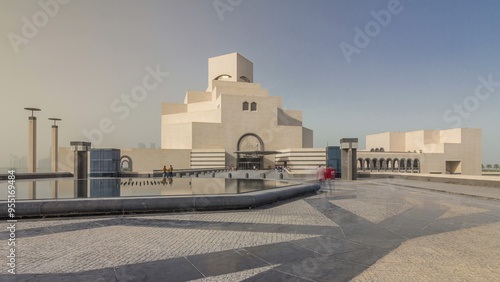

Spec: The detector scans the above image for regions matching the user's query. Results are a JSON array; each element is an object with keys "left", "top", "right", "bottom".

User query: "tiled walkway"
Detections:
[{"left": 1, "top": 179, "right": 499, "bottom": 281}]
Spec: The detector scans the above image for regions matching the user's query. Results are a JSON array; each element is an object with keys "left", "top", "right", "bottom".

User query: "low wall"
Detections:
[
  {"left": 0, "top": 183, "right": 320, "bottom": 218},
  {"left": 0, "top": 172, "right": 73, "bottom": 181},
  {"left": 358, "top": 172, "right": 500, "bottom": 188}
]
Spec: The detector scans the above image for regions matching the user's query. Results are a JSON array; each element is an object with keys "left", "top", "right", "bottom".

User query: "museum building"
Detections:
[{"left": 58, "top": 53, "right": 482, "bottom": 176}]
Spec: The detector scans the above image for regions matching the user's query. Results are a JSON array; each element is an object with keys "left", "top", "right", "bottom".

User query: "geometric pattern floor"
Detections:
[
  {"left": 353, "top": 221, "right": 500, "bottom": 281},
  {"left": 330, "top": 197, "right": 413, "bottom": 223},
  {"left": 0, "top": 179, "right": 499, "bottom": 281},
  {"left": 190, "top": 264, "right": 280, "bottom": 281},
  {"left": 438, "top": 201, "right": 490, "bottom": 219},
  {"left": 135, "top": 199, "right": 338, "bottom": 227},
  {"left": 10, "top": 226, "right": 319, "bottom": 274}
]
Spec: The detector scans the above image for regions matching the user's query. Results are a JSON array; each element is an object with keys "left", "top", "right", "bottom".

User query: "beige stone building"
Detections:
[
  {"left": 161, "top": 52, "right": 316, "bottom": 170},
  {"left": 358, "top": 128, "right": 482, "bottom": 175},
  {"left": 57, "top": 54, "right": 481, "bottom": 176}
]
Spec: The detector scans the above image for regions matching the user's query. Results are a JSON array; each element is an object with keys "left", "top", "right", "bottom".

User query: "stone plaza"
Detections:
[{"left": 1, "top": 173, "right": 499, "bottom": 281}]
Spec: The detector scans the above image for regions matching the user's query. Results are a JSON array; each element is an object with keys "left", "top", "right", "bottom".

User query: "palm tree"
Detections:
[
  {"left": 486, "top": 164, "right": 493, "bottom": 171},
  {"left": 494, "top": 164, "right": 500, "bottom": 171}
]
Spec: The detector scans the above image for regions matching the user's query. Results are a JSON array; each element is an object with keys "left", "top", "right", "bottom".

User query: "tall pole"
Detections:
[
  {"left": 25, "top": 108, "right": 41, "bottom": 173},
  {"left": 49, "top": 118, "right": 62, "bottom": 172}
]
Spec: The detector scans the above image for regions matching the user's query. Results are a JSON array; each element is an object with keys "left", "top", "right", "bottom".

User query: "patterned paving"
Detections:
[
  {"left": 134, "top": 199, "right": 338, "bottom": 227},
  {"left": 189, "top": 264, "right": 279, "bottom": 281},
  {"left": 6, "top": 226, "right": 318, "bottom": 274},
  {"left": 438, "top": 201, "right": 489, "bottom": 219},
  {"left": 14, "top": 217, "right": 109, "bottom": 229},
  {"left": 353, "top": 222, "right": 500, "bottom": 281},
  {"left": 330, "top": 197, "right": 413, "bottom": 224},
  {"left": 0, "top": 179, "right": 499, "bottom": 281}
]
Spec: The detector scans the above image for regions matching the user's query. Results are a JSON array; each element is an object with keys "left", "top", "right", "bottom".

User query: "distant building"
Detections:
[{"left": 358, "top": 128, "right": 482, "bottom": 175}]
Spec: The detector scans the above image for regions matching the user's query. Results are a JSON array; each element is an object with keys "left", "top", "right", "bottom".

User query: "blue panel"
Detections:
[
  {"left": 326, "top": 146, "right": 341, "bottom": 175},
  {"left": 90, "top": 149, "right": 121, "bottom": 174}
]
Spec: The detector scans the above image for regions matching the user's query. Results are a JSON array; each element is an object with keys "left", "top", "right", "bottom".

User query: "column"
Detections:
[
  {"left": 49, "top": 118, "right": 62, "bottom": 172},
  {"left": 340, "top": 138, "right": 358, "bottom": 181},
  {"left": 29, "top": 116, "right": 36, "bottom": 173},
  {"left": 25, "top": 107, "right": 41, "bottom": 173},
  {"left": 52, "top": 125, "right": 58, "bottom": 172}
]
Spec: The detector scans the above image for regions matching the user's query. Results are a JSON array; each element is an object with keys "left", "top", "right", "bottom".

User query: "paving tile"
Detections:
[
  {"left": 245, "top": 242, "right": 316, "bottom": 264},
  {"left": 289, "top": 236, "right": 365, "bottom": 255},
  {"left": 0, "top": 180, "right": 499, "bottom": 281},
  {"left": 275, "top": 255, "right": 367, "bottom": 282},
  {"left": 115, "top": 257, "right": 202, "bottom": 282},
  {"left": 241, "top": 269, "right": 311, "bottom": 282},
  {"left": 187, "top": 249, "right": 268, "bottom": 277},
  {"left": 190, "top": 264, "right": 279, "bottom": 282}
]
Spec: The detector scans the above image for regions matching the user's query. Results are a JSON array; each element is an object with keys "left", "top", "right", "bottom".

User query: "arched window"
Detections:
[
  {"left": 240, "top": 76, "right": 250, "bottom": 82},
  {"left": 214, "top": 74, "right": 232, "bottom": 80},
  {"left": 243, "top": 101, "right": 249, "bottom": 111},
  {"left": 251, "top": 102, "right": 257, "bottom": 111}
]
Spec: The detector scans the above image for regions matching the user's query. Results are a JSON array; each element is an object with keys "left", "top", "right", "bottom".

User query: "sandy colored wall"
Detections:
[
  {"left": 302, "top": 127, "right": 313, "bottom": 148},
  {"left": 184, "top": 91, "right": 211, "bottom": 104},
  {"left": 161, "top": 122, "right": 192, "bottom": 149},
  {"left": 58, "top": 147, "right": 75, "bottom": 173},
  {"left": 459, "top": 128, "right": 482, "bottom": 175},
  {"left": 120, "top": 148, "right": 191, "bottom": 172},
  {"left": 366, "top": 132, "right": 392, "bottom": 151}
]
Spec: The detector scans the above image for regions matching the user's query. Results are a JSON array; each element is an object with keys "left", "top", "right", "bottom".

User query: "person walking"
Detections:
[
  {"left": 316, "top": 165, "right": 325, "bottom": 187},
  {"left": 325, "top": 166, "right": 334, "bottom": 188},
  {"left": 162, "top": 165, "right": 167, "bottom": 178},
  {"left": 168, "top": 165, "right": 174, "bottom": 178}
]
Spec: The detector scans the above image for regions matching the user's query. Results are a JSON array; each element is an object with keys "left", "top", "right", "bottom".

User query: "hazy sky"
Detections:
[{"left": 1, "top": 0, "right": 499, "bottom": 170}]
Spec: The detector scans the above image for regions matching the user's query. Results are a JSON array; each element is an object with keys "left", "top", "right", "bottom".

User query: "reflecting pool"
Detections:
[{"left": 0, "top": 178, "right": 291, "bottom": 200}]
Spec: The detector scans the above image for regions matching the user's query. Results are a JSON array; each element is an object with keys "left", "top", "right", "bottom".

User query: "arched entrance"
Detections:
[
  {"left": 236, "top": 133, "right": 264, "bottom": 170},
  {"left": 120, "top": 156, "right": 132, "bottom": 172}
]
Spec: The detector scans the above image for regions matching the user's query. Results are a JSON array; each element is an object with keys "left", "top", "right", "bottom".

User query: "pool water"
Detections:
[{"left": 0, "top": 178, "right": 291, "bottom": 201}]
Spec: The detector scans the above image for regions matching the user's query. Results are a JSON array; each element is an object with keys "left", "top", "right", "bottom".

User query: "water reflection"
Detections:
[{"left": 0, "top": 178, "right": 290, "bottom": 200}]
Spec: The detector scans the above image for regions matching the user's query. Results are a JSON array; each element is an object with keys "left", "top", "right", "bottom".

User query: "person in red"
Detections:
[{"left": 325, "top": 167, "right": 335, "bottom": 188}]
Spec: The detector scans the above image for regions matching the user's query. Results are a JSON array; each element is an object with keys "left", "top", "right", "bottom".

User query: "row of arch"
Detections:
[
  {"left": 357, "top": 158, "right": 420, "bottom": 173},
  {"left": 370, "top": 148, "right": 385, "bottom": 152},
  {"left": 243, "top": 101, "right": 257, "bottom": 111},
  {"left": 214, "top": 74, "right": 251, "bottom": 83}
]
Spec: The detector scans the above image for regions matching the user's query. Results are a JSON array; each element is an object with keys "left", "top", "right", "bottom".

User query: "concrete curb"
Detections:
[
  {"left": 0, "top": 183, "right": 320, "bottom": 218},
  {"left": 358, "top": 173, "right": 500, "bottom": 188},
  {"left": 0, "top": 172, "right": 73, "bottom": 181}
]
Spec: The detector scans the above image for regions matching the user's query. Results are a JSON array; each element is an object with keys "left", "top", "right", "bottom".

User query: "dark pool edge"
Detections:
[
  {"left": 0, "top": 183, "right": 320, "bottom": 218},
  {"left": 0, "top": 172, "right": 73, "bottom": 181}
]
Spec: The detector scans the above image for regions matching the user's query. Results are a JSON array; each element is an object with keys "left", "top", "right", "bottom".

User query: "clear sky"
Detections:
[{"left": 1, "top": 0, "right": 499, "bottom": 170}]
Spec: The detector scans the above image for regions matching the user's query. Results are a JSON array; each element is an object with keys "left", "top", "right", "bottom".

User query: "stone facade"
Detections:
[
  {"left": 161, "top": 53, "right": 313, "bottom": 170},
  {"left": 358, "top": 128, "right": 482, "bottom": 175}
]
